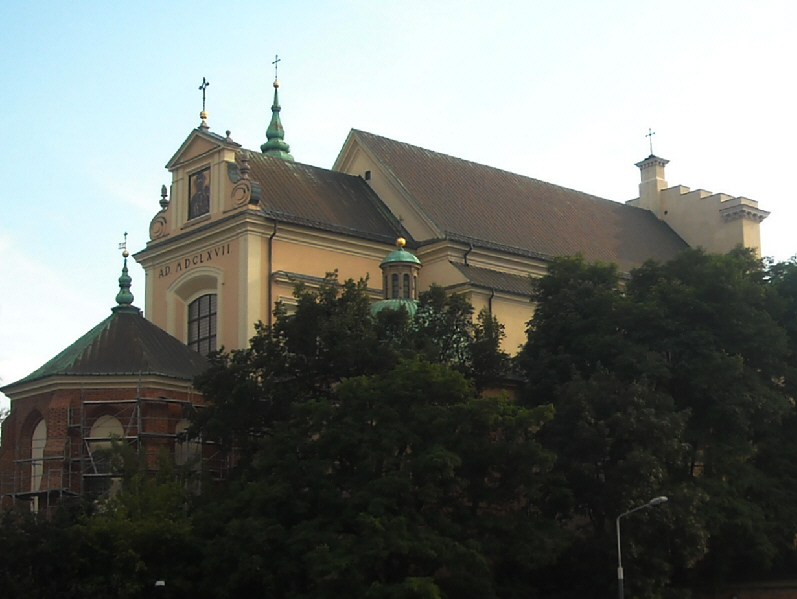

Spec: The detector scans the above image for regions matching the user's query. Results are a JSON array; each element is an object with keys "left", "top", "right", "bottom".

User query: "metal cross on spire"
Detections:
[
  {"left": 646, "top": 128, "right": 656, "bottom": 156},
  {"left": 272, "top": 55, "right": 281, "bottom": 82},
  {"left": 199, "top": 77, "right": 210, "bottom": 111}
]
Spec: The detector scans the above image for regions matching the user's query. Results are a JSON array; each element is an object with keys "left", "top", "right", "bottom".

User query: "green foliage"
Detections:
[
  {"left": 193, "top": 357, "right": 561, "bottom": 598},
  {"left": 0, "top": 447, "right": 197, "bottom": 599},
  {"left": 519, "top": 248, "right": 797, "bottom": 596},
  {"left": 9, "top": 249, "right": 797, "bottom": 598},
  {"left": 187, "top": 274, "right": 557, "bottom": 597},
  {"left": 193, "top": 273, "right": 511, "bottom": 457}
]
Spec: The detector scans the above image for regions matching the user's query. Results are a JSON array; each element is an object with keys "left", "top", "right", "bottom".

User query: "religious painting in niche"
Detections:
[{"left": 188, "top": 167, "right": 211, "bottom": 219}]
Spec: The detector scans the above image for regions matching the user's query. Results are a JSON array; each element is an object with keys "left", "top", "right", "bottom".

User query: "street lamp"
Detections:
[{"left": 616, "top": 496, "right": 668, "bottom": 599}]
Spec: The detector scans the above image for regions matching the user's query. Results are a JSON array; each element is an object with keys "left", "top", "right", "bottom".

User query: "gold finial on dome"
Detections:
[
  {"left": 198, "top": 77, "right": 210, "bottom": 130},
  {"left": 272, "top": 55, "right": 281, "bottom": 88},
  {"left": 396, "top": 237, "right": 406, "bottom": 248},
  {"left": 119, "top": 232, "right": 129, "bottom": 258}
]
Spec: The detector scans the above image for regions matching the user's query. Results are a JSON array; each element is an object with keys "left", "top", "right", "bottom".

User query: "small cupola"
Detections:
[{"left": 371, "top": 238, "right": 422, "bottom": 316}]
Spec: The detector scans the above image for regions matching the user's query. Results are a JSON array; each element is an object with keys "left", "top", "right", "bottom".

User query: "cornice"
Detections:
[
  {"left": 719, "top": 203, "right": 770, "bottom": 223},
  {"left": 3, "top": 374, "right": 200, "bottom": 402}
]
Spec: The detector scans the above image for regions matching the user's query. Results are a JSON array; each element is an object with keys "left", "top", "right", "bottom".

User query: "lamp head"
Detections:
[{"left": 648, "top": 496, "right": 668, "bottom": 506}]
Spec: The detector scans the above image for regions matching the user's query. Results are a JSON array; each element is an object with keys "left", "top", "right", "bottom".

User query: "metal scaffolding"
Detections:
[{"left": 1, "top": 379, "right": 232, "bottom": 513}]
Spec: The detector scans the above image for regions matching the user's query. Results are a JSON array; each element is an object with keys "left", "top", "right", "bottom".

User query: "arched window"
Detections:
[
  {"left": 391, "top": 274, "right": 399, "bottom": 299},
  {"left": 175, "top": 419, "right": 201, "bottom": 467},
  {"left": 89, "top": 415, "right": 124, "bottom": 475},
  {"left": 31, "top": 419, "right": 47, "bottom": 493},
  {"left": 403, "top": 274, "right": 410, "bottom": 299},
  {"left": 188, "top": 293, "right": 217, "bottom": 354}
]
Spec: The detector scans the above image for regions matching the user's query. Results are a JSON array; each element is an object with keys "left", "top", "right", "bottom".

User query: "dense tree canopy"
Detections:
[
  {"left": 5, "top": 252, "right": 797, "bottom": 598},
  {"left": 519, "top": 248, "right": 797, "bottom": 596}
]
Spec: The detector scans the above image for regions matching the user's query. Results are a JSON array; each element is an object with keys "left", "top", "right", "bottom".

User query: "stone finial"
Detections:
[
  {"left": 240, "top": 150, "right": 251, "bottom": 179},
  {"left": 159, "top": 184, "right": 169, "bottom": 209}
]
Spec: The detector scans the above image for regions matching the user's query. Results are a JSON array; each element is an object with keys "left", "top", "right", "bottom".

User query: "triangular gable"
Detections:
[
  {"left": 333, "top": 129, "right": 441, "bottom": 242},
  {"left": 165, "top": 128, "right": 240, "bottom": 171}
]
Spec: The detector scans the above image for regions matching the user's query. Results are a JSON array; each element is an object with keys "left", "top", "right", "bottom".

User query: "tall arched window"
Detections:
[
  {"left": 188, "top": 293, "right": 217, "bottom": 354},
  {"left": 391, "top": 274, "right": 399, "bottom": 299},
  {"left": 31, "top": 419, "right": 47, "bottom": 493},
  {"left": 89, "top": 415, "right": 124, "bottom": 475},
  {"left": 403, "top": 274, "right": 410, "bottom": 299},
  {"left": 30, "top": 419, "right": 47, "bottom": 512},
  {"left": 175, "top": 419, "right": 201, "bottom": 467}
]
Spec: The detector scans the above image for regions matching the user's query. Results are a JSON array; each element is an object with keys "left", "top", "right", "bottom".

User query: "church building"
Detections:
[{"left": 0, "top": 76, "right": 770, "bottom": 509}]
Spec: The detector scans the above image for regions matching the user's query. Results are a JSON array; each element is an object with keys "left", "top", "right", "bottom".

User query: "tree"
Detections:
[
  {"left": 193, "top": 358, "right": 562, "bottom": 599},
  {"left": 191, "top": 274, "right": 558, "bottom": 598},
  {"left": 0, "top": 447, "right": 198, "bottom": 599},
  {"left": 194, "top": 274, "right": 511, "bottom": 457},
  {"left": 518, "top": 249, "right": 797, "bottom": 596}
]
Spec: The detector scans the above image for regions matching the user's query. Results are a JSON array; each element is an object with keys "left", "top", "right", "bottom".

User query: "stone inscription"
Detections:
[{"left": 158, "top": 243, "right": 231, "bottom": 278}]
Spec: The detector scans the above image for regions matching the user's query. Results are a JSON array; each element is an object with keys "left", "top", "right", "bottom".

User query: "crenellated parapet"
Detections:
[{"left": 627, "top": 156, "right": 769, "bottom": 255}]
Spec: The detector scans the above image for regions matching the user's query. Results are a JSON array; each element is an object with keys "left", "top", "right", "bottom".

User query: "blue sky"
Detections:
[{"left": 2, "top": 1, "right": 796, "bottom": 409}]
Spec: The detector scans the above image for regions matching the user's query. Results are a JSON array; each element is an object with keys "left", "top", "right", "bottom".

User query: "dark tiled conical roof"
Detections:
[{"left": 2, "top": 258, "right": 208, "bottom": 391}]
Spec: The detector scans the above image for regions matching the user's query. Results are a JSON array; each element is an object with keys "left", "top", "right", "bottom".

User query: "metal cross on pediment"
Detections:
[
  {"left": 646, "top": 128, "right": 656, "bottom": 155},
  {"left": 272, "top": 55, "right": 281, "bottom": 81},
  {"left": 199, "top": 77, "right": 210, "bottom": 111}
]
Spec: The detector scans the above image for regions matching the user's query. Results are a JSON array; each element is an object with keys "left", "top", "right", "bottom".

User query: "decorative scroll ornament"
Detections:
[
  {"left": 230, "top": 179, "right": 252, "bottom": 208},
  {"left": 227, "top": 151, "right": 261, "bottom": 209},
  {"left": 150, "top": 213, "right": 168, "bottom": 240}
]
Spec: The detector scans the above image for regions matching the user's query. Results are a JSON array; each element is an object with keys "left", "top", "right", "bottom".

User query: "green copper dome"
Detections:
[
  {"left": 113, "top": 255, "right": 138, "bottom": 314},
  {"left": 380, "top": 238, "right": 421, "bottom": 267},
  {"left": 261, "top": 81, "right": 294, "bottom": 161},
  {"left": 380, "top": 247, "right": 421, "bottom": 267},
  {"left": 370, "top": 298, "right": 418, "bottom": 317}
]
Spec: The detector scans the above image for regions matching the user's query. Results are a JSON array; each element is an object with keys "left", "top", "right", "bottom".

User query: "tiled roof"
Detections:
[
  {"left": 449, "top": 262, "right": 534, "bottom": 296},
  {"left": 3, "top": 309, "right": 209, "bottom": 390},
  {"left": 351, "top": 130, "right": 689, "bottom": 271},
  {"left": 246, "top": 153, "right": 404, "bottom": 245}
]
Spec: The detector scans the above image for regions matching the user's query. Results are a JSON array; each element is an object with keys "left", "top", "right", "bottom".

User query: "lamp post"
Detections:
[{"left": 616, "top": 496, "right": 668, "bottom": 599}]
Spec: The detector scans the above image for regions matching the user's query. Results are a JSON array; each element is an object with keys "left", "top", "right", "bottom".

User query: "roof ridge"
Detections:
[{"left": 351, "top": 129, "right": 623, "bottom": 204}]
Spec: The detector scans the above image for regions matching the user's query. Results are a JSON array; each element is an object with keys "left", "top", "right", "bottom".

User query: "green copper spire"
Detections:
[
  {"left": 112, "top": 234, "right": 139, "bottom": 314},
  {"left": 260, "top": 80, "right": 294, "bottom": 161}
]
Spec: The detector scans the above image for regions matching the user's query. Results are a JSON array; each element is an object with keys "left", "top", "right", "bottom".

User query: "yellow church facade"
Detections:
[
  {"left": 135, "top": 83, "right": 769, "bottom": 355},
  {"left": 0, "top": 80, "right": 772, "bottom": 511}
]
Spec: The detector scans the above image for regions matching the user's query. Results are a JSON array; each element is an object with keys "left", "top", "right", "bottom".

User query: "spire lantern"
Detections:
[
  {"left": 113, "top": 233, "right": 139, "bottom": 314},
  {"left": 261, "top": 55, "right": 294, "bottom": 161}
]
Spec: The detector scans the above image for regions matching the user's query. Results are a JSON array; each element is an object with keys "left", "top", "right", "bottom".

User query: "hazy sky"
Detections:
[{"left": 2, "top": 1, "right": 796, "bottom": 410}]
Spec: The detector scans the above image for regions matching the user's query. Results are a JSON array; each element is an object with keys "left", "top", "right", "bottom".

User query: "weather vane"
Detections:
[
  {"left": 646, "top": 128, "right": 656, "bottom": 156},
  {"left": 272, "top": 55, "right": 281, "bottom": 82},
  {"left": 199, "top": 77, "right": 210, "bottom": 112},
  {"left": 119, "top": 232, "right": 129, "bottom": 257}
]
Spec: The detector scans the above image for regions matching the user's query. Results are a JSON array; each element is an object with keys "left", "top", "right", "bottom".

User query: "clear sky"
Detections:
[{"left": 2, "top": 0, "right": 796, "bottom": 410}]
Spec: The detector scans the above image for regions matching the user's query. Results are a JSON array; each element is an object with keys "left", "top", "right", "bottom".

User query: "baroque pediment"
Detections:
[{"left": 166, "top": 128, "right": 241, "bottom": 171}]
